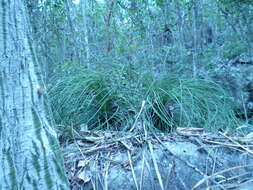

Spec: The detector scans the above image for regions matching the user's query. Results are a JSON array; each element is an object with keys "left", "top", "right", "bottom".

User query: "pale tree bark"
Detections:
[
  {"left": 81, "top": 0, "right": 91, "bottom": 65},
  {"left": 64, "top": 0, "right": 77, "bottom": 63},
  {"left": 175, "top": 1, "right": 186, "bottom": 64},
  {"left": 192, "top": 0, "right": 199, "bottom": 79},
  {"left": 0, "top": 1, "right": 69, "bottom": 189}
]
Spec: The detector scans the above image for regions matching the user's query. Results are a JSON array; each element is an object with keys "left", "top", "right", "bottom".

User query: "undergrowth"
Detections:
[
  {"left": 49, "top": 66, "right": 239, "bottom": 138},
  {"left": 145, "top": 75, "right": 238, "bottom": 132}
]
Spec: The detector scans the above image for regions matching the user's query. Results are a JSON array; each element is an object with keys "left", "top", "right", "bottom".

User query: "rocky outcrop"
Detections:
[
  {"left": 210, "top": 58, "right": 253, "bottom": 119},
  {"left": 64, "top": 128, "right": 253, "bottom": 190}
]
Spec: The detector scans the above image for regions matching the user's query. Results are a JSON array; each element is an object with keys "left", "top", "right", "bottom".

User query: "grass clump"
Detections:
[
  {"left": 144, "top": 75, "right": 239, "bottom": 132},
  {"left": 49, "top": 68, "right": 117, "bottom": 131},
  {"left": 49, "top": 66, "right": 239, "bottom": 135},
  {"left": 49, "top": 66, "right": 141, "bottom": 134}
]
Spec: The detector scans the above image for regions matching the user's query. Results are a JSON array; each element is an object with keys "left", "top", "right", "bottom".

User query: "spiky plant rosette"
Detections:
[{"left": 144, "top": 75, "right": 239, "bottom": 132}]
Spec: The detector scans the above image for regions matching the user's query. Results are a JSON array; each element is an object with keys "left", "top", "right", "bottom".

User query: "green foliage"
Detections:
[
  {"left": 144, "top": 75, "right": 238, "bottom": 132},
  {"left": 222, "top": 40, "right": 247, "bottom": 59},
  {"left": 49, "top": 67, "right": 136, "bottom": 132},
  {"left": 50, "top": 66, "right": 238, "bottom": 135},
  {"left": 155, "top": 0, "right": 164, "bottom": 8},
  {"left": 219, "top": 0, "right": 253, "bottom": 5},
  {"left": 41, "top": 0, "right": 248, "bottom": 137}
]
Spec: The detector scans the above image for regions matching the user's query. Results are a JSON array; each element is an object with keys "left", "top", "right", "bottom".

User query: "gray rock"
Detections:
[{"left": 65, "top": 132, "right": 253, "bottom": 190}]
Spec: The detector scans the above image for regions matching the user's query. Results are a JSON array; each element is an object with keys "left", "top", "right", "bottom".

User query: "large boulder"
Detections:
[{"left": 65, "top": 129, "right": 253, "bottom": 190}]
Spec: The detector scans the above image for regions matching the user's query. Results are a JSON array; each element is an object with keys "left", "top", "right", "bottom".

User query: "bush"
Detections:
[
  {"left": 144, "top": 75, "right": 239, "bottom": 132},
  {"left": 50, "top": 68, "right": 115, "bottom": 130},
  {"left": 49, "top": 66, "right": 141, "bottom": 133},
  {"left": 49, "top": 66, "right": 239, "bottom": 135}
]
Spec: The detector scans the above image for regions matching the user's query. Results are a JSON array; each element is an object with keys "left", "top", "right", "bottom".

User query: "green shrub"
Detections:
[
  {"left": 49, "top": 66, "right": 141, "bottom": 133},
  {"left": 222, "top": 40, "right": 247, "bottom": 59},
  {"left": 50, "top": 68, "right": 115, "bottom": 130},
  {"left": 49, "top": 67, "right": 239, "bottom": 135},
  {"left": 144, "top": 75, "right": 239, "bottom": 132}
]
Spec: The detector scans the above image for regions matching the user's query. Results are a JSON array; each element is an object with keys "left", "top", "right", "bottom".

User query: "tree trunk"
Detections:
[
  {"left": 0, "top": 1, "right": 69, "bottom": 189},
  {"left": 192, "top": 0, "right": 199, "bottom": 79},
  {"left": 81, "top": 0, "right": 91, "bottom": 65},
  {"left": 104, "top": 0, "right": 115, "bottom": 55}
]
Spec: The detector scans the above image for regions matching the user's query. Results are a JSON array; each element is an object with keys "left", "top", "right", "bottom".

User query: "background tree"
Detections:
[{"left": 0, "top": 1, "right": 69, "bottom": 189}]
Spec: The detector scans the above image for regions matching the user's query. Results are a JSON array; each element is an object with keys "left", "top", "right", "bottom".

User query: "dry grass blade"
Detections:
[
  {"left": 218, "top": 172, "right": 252, "bottom": 184},
  {"left": 165, "top": 164, "right": 174, "bottom": 189},
  {"left": 83, "top": 144, "right": 113, "bottom": 154},
  {"left": 219, "top": 132, "right": 253, "bottom": 155},
  {"left": 144, "top": 153, "right": 155, "bottom": 188},
  {"left": 72, "top": 125, "right": 87, "bottom": 160},
  {"left": 191, "top": 164, "right": 253, "bottom": 190},
  {"left": 139, "top": 150, "right": 146, "bottom": 190},
  {"left": 103, "top": 153, "right": 111, "bottom": 190},
  {"left": 148, "top": 140, "right": 165, "bottom": 190},
  {"left": 127, "top": 150, "right": 139, "bottom": 190},
  {"left": 130, "top": 100, "right": 146, "bottom": 132},
  {"left": 176, "top": 127, "right": 204, "bottom": 137},
  {"left": 206, "top": 178, "right": 253, "bottom": 189},
  {"left": 203, "top": 140, "right": 253, "bottom": 148},
  {"left": 120, "top": 140, "right": 133, "bottom": 151}
]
